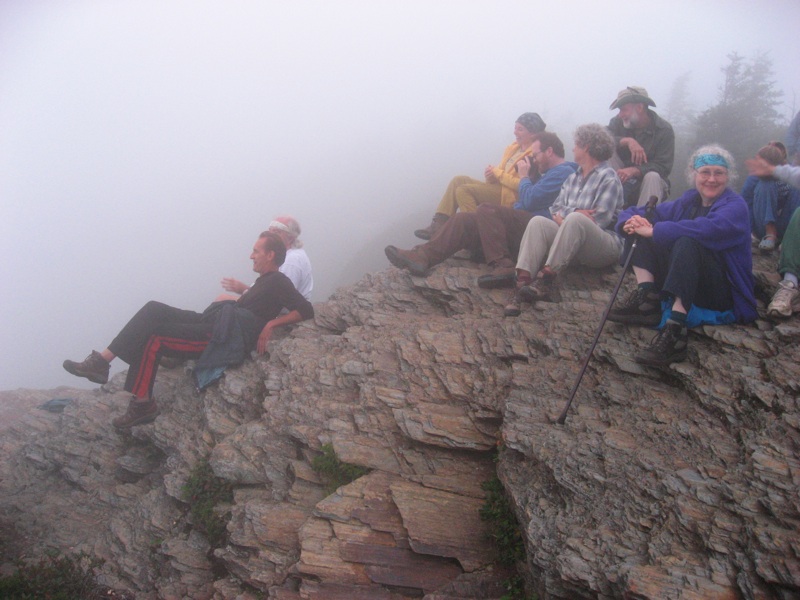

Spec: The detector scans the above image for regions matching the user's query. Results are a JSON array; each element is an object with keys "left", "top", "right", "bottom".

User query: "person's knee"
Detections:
[{"left": 671, "top": 236, "right": 703, "bottom": 257}]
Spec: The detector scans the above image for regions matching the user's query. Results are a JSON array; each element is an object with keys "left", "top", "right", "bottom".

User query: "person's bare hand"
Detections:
[
  {"left": 745, "top": 156, "right": 775, "bottom": 178},
  {"left": 623, "top": 138, "right": 647, "bottom": 165},
  {"left": 623, "top": 215, "right": 652, "bottom": 235},
  {"left": 516, "top": 157, "right": 531, "bottom": 178},
  {"left": 485, "top": 165, "right": 498, "bottom": 183},
  {"left": 552, "top": 213, "right": 564, "bottom": 226},
  {"left": 616, "top": 166, "right": 640, "bottom": 184},
  {"left": 221, "top": 277, "right": 247, "bottom": 294},
  {"left": 257, "top": 323, "right": 273, "bottom": 354}
]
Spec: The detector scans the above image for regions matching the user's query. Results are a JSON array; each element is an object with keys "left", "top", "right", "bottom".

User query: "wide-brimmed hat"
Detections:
[{"left": 609, "top": 86, "right": 656, "bottom": 110}]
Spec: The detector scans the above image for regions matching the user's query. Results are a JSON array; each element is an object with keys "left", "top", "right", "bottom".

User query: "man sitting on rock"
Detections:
[
  {"left": 385, "top": 132, "right": 577, "bottom": 281},
  {"left": 505, "top": 123, "right": 623, "bottom": 316},
  {"left": 219, "top": 215, "right": 313, "bottom": 301},
  {"left": 608, "top": 86, "right": 674, "bottom": 207},
  {"left": 63, "top": 232, "right": 314, "bottom": 429}
]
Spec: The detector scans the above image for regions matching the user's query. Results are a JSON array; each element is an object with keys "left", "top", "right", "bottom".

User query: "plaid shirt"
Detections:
[{"left": 550, "top": 162, "right": 623, "bottom": 230}]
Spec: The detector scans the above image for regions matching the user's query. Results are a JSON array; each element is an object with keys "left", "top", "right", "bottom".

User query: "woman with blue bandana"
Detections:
[{"left": 606, "top": 144, "right": 756, "bottom": 366}]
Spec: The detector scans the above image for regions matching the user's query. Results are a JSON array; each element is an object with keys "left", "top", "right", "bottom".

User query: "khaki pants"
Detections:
[
  {"left": 516, "top": 213, "right": 623, "bottom": 275},
  {"left": 435, "top": 175, "right": 503, "bottom": 216}
]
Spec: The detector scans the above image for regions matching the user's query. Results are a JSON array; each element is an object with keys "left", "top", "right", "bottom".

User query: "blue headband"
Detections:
[{"left": 694, "top": 154, "right": 729, "bottom": 170}]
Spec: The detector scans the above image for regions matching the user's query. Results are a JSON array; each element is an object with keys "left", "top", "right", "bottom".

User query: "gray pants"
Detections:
[
  {"left": 516, "top": 213, "right": 623, "bottom": 275},
  {"left": 609, "top": 153, "right": 669, "bottom": 206}
]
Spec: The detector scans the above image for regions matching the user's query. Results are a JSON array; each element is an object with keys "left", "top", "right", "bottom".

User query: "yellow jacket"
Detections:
[{"left": 491, "top": 142, "right": 534, "bottom": 207}]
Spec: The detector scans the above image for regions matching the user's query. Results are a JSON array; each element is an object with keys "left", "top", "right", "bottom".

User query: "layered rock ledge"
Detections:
[{"left": 0, "top": 253, "right": 798, "bottom": 599}]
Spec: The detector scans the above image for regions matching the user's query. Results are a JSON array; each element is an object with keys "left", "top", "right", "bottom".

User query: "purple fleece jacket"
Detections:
[{"left": 616, "top": 187, "right": 756, "bottom": 323}]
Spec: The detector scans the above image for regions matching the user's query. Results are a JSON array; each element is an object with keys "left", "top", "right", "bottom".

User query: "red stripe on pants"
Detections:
[{"left": 131, "top": 335, "right": 210, "bottom": 398}]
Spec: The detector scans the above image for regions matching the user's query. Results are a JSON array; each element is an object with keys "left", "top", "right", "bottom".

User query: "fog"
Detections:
[{"left": 2, "top": 0, "right": 799, "bottom": 391}]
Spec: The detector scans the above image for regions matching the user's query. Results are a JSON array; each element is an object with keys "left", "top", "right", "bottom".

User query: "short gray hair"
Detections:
[
  {"left": 686, "top": 144, "right": 737, "bottom": 186},
  {"left": 573, "top": 123, "right": 615, "bottom": 162}
]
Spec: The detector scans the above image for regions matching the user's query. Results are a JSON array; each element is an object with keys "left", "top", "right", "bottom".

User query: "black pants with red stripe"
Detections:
[{"left": 107, "top": 301, "right": 213, "bottom": 399}]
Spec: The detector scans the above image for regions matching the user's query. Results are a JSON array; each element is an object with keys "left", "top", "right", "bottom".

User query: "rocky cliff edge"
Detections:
[{"left": 0, "top": 253, "right": 798, "bottom": 600}]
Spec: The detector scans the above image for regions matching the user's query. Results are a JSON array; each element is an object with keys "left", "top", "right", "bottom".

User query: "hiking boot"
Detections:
[
  {"left": 503, "top": 288, "right": 522, "bottom": 317},
  {"left": 767, "top": 280, "right": 800, "bottom": 317},
  {"left": 63, "top": 350, "right": 110, "bottom": 384},
  {"left": 608, "top": 286, "right": 662, "bottom": 326},
  {"left": 112, "top": 398, "right": 160, "bottom": 429},
  {"left": 385, "top": 245, "right": 430, "bottom": 276},
  {"left": 635, "top": 321, "right": 688, "bottom": 367},
  {"left": 477, "top": 260, "right": 516, "bottom": 289},
  {"left": 517, "top": 275, "right": 562, "bottom": 303},
  {"left": 414, "top": 213, "right": 449, "bottom": 240}
]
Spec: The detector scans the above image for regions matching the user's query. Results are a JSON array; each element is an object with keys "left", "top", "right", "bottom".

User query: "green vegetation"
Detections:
[
  {"left": 311, "top": 443, "right": 369, "bottom": 493},
  {"left": 480, "top": 476, "right": 536, "bottom": 600},
  {"left": 181, "top": 458, "right": 234, "bottom": 548},
  {"left": 0, "top": 552, "right": 111, "bottom": 600}
]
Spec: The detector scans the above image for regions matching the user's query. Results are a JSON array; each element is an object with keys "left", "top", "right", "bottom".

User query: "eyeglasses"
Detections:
[{"left": 696, "top": 168, "right": 728, "bottom": 180}]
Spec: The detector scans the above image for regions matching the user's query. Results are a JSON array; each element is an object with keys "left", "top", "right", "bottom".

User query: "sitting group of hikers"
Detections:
[
  {"left": 61, "top": 86, "right": 800, "bottom": 430},
  {"left": 385, "top": 85, "right": 800, "bottom": 369}
]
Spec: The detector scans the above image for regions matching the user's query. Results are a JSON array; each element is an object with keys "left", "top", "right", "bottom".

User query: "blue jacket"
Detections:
[
  {"left": 616, "top": 187, "right": 756, "bottom": 323},
  {"left": 514, "top": 161, "right": 578, "bottom": 218}
]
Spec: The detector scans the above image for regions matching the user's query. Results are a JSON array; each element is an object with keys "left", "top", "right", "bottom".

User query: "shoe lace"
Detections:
[
  {"left": 619, "top": 287, "right": 647, "bottom": 310},
  {"left": 649, "top": 324, "right": 680, "bottom": 353}
]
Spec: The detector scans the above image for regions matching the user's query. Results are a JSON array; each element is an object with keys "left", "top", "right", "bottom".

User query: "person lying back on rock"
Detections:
[
  {"left": 412, "top": 112, "right": 547, "bottom": 240},
  {"left": 385, "top": 132, "right": 577, "bottom": 282},
  {"left": 608, "top": 145, "right": 756, "bottom": 367},
  {"left": 63, "top": 232, "right": 314, "bottom": 430},
  {"left": 219, "top": 215, "right": 314, "bottom": 301},
  {"left": 504, "top": 123, "right": 624, "bottom": 316}
]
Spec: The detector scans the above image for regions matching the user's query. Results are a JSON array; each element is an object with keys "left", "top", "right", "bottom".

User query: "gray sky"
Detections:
[{"left": 2, "top": 0, "right": 799, "bottom": 390}]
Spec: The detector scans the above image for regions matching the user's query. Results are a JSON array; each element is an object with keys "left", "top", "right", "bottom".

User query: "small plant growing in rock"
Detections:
[
  {"left": 311, "top": 443, "right": 369, "bottom": 493},
  {"left": 181, "top": 458, "right": 234, "bottom": 548},
  {"left": 480, "top": 477, "right": 536, "bottom": 600},
  {"left": 0, "top": 551, "right": 127, "bottom": 599}
]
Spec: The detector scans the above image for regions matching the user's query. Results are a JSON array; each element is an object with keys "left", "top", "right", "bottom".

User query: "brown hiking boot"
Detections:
[
  {"left": 414, "top": 213, "right": 449, "bottom": 240},
  {"left": 385, "top": 245, "right": 430, "bottom": 276},
  {"left": 503, "top": 288, "right": 522, "bottom": 317},
  {"left": 63, "top": 350, "right": 110, "bottom": 384},
  {"left": 112, "top": 398, "right": 160, "bottom": 429},
  {"left": 518, "top": 275, "right": 562, "bottom": 303}
]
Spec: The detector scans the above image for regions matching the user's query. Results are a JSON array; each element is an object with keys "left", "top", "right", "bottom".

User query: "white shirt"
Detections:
[{"left": 280, "top": 247, "right": 313, "bottom": 301}]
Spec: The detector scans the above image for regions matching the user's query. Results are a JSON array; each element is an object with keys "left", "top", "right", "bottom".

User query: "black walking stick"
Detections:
[{"left": 554, "top": 196, "right": 658, "bottom": 425}]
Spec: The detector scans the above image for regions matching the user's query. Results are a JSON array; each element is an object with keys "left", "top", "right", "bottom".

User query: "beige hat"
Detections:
[{"left": 609, "top": 86, "right": 656, "bottom": 110}]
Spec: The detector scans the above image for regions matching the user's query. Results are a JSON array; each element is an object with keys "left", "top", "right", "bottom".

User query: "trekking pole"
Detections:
[{"left": 554, "top": 196, "right": 658, "bottom": 425}]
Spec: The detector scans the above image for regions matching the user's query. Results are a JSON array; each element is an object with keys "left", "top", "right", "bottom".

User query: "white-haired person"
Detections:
[
  {"left": 221, "top": 215, "right": 313, "bottom": 301},
  {"left": 504, "top": 123, "right": 623, "bottom": 316},
  {"left": 609, "top": 145, "right": 756, "bottom": 366}
]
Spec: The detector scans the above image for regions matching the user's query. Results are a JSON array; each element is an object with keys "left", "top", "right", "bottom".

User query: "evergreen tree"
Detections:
[
  {"left": 693, "top": 52, "right": 785, "bottom": 174},
  {"left": 665, "top": 72, "right": 696, "bottom": 195}
]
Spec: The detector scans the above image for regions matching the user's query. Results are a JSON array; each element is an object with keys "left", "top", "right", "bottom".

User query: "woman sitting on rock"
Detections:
[
  {"left": 413, "top": 112, "right": 546, "bottom": 240},
  {"left": 741, "top": 141, "right": 800, "bottom": 253},
  {"left": 608, "top": 144, "right": 756, "bottom": 367}
]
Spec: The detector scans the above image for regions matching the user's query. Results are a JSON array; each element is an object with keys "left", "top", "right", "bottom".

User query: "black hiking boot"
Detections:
[
  {"left": 608, "top": 286, "right": 662, "bottom": 326},
  {"left": 635, "top": 321, "right": 688, "bottom": 367}
]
